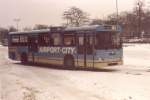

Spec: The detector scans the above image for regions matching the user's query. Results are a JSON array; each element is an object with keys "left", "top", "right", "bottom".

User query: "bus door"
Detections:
[
  {"left": 77, "top": 33, "right": 94, "bottom": 67},
  {"left": 28, "top": 36, "right": 38, "bottom": 52}
]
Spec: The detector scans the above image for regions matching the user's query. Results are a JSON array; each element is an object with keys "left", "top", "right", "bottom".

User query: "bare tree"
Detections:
[
  {"left": 90, "top": 19, "right": 104, "bottom": 25},
  {"left": 9, "top": 26, "right": 17, "bottom": 32},
  {"left": 23, "top": 27, "right": 32, "bottom": 31},
  {"left": 134, "top": 0, "right": 145, "bottom": 37},
  {"left": 0, "top": 28, "right": 9, "bottom": 45},
  {"left": 63, "top": 6, "right": 89, "bottom": 27},
  {"left": 33, "top": 24, "right": 49, "bottom": 30}
]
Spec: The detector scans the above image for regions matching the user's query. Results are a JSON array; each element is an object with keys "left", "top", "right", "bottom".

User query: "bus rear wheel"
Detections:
[
  {"left": 21, "top": 53, "right": 28, "bottom": 64},
  {"left": 64, "top": 56, "right": 74, "bottom": 68}
]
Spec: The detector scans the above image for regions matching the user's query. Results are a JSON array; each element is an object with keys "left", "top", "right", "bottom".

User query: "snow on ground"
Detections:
[
  {"left": 1, "top": 44, "right": 150, "bottom": 100},
  {"left": 123, "top": 43, "right": 150, "bottom": 68}
]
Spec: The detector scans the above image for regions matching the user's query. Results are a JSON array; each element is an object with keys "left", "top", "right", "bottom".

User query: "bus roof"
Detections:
[
  {"left": 65, "top": 25, "right": 121, "bottom": 32},
  {"left": 9, "top": 25, "right": 121, "bottom": 35},
  {"left": 9, "top": 29, "right": 50, "bottom": 35}
]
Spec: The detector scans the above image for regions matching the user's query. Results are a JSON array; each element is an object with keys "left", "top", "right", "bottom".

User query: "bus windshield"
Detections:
[{"left": 95, "top": 32, "right": 121, "bottom": 49}]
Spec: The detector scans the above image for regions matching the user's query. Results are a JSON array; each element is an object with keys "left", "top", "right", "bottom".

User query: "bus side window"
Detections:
[
  {"left": 20, "top": 35, "right": 28, "bottom": 46},
  {"left": 86, "top": 36, "right": 93, "bottom": 54},
  {"left": 63, "top": 34, "right": 75, "bottom": 46},
  {"left": 43, "top": 34, "right": 49, "bottom": 46},
  {"left": 49, "top": 36, "right": 54, "bottom": 46},
  {"left": 11, "top": 35, "right": 20, "bottom": 46},
  {"left": 38, "top": 33, "right": 49, "bottom": 46},
  {"left": 77, "top": 36, "right": 84, "bottom": 54},
  {"left": 78, "top": 36, "right": 84, "bottom": 46},
  {"left": 51, "top": 33, "right": 61, "bottom": 46}
]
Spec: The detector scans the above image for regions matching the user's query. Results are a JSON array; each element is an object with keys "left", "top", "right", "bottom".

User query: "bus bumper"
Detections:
[
  {"left": 93, "top": 60, "right": 123, "bottom": 69},
  {"left": 75, "top": 59, "right": 123, "bottom": 69}
]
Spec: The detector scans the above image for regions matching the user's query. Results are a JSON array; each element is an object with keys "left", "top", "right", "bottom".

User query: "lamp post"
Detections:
[
  {"left": 138, "top": 0, "right": 144, "bottom": 38},
  {"left": 116, "top": 0, "right": 119, "bottom": 28},
  {"left": 14, "top": 18, "right": 20, "bottom": 31}
]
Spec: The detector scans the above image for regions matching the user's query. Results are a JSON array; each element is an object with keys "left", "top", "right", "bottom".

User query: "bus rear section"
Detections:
[{"left": 93, "top": 31, "right": 123, "bottom": 68}]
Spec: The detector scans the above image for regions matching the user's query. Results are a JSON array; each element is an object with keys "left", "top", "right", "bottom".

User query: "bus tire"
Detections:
[
  {"left": 64, "top": 55, "right": 74, "bottom": 68},
  {"left": 21, "top": 53, "right": 28, "bottom": 64}
]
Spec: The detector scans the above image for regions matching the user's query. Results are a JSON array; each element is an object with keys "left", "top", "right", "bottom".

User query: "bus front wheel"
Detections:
[
  {"left": 64, "top": 56, "right": 74, "bottom": 68},
  {"left": 21, "top": 53, "right": 28, "bottom": 64}
]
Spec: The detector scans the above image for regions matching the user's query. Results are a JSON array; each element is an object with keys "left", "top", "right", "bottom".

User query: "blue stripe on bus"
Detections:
[
  {"left": 17, "top": 46, "right": 28, "bottom": 53},
  {"left": 33, "top": 49, "right": 122, "bottom": 61}
]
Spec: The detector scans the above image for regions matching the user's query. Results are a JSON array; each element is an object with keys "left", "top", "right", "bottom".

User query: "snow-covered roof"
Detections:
[
  {"left": 65, "top": 25, "right": 121, "bottom": 32},
  {"left": 65, "top": 25, "right": 100, "bottom": 31},
  {"left": 9, "top": 29, "right": 50, "bottom": 35},
  {"left": 9, "top": 25, "right": 121, "bottom": 35}
]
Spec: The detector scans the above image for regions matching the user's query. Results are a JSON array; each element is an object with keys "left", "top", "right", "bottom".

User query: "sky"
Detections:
[{"left": 0, "top": 0, "right": 149, "bottom": 29}]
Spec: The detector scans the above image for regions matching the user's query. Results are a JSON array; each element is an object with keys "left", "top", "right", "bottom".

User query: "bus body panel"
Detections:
[
  {"left": 9, "top": 46, "right": 20, "bottom": 61},
  {"left": 95, "top": 49, "right": 123, "bottom": 61},
  {"left": 8, "top": 46, "right": 122, "bottom": 68}
]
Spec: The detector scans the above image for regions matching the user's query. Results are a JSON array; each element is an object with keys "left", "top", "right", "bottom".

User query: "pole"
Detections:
[
  {"left": 116, "top": 0, "right": 119, "bottom": 26},
  {"left": 138, "top": 2, "right": 142, "bottom": 38},
  {"left": 14, "top": 18, "right": 20, "bottom": 31}
]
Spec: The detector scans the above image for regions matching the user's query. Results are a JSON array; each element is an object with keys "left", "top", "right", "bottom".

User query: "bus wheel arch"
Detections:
[
  {"left": 64, "top": 55, "right": 75, "bottom": 68},
  {"left": 21, "top": 52, "right": 28, "bottom": 64}
]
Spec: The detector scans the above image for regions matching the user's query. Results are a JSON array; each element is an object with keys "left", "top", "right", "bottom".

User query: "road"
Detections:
[{"left": 0, "top": 44, "right": 150, "bottom": 100}]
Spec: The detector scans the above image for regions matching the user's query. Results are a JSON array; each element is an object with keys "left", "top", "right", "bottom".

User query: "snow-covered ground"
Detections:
[{"left": 1, "top": 44, "right": 150, "bottom": 100}]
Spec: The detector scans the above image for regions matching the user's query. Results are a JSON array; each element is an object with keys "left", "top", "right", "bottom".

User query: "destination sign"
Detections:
[{"left": 39, "top": 47, "right": 77, "bottom": 54}]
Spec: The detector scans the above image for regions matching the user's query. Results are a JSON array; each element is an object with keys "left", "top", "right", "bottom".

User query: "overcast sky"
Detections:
[{"left": 0, "top": 0, "right": 149, "bottom": 29}]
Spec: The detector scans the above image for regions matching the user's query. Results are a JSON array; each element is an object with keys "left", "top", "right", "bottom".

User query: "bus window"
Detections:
[
  {"left": 86, "top": 36, "right": 93, "bottom": 46},
  {"left": 77, "top": 35, "right": 93, "bottom": 54},
  {"left": 11, "top": 35, "right": 20, "bottom": 46},
  {"left": 20, "top": 35, "right": 28, "bottom": 46},
  {"left": 111, "top": 33, "right": 122, "bottom": 48},
  {"left": 51, "top": 33, "right": 61, "bottom": 46},
  {"left": 12, "top": 35, "right": 19, "bottom": 43},
  {"left": 64, "top": 34, "right": 75, "bottom": 46},
  {"left": 28, "top": 36, "right": 38, "bottom": 52},
  {"left": 38, "top": 33, "right": 49, "bottom": 46},
  {"left": 77, "top": 36, "right": 84, "bottom": 54},
  {"left": 20, "top": 35, "right": 28, "bottom": 43},
  {"left": 79, "top": 36, "right": 84, "bottom": 46},
  {"left": 86, "top": 35, "right": 93, "bottom": 54},
  {"left": 95, "top": 32, "right": 121, "bottom": 49},
  {"left": 95, "top": 32, "right": 111, "bottom": 49},
  {"left": 44, "top": 35, "right": 49, "bottom": 44}
]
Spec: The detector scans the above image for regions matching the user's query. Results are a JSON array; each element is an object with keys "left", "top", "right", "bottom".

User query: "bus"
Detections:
[{"left": 8, "top": 25, "right": 123, "bottom": 69}]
